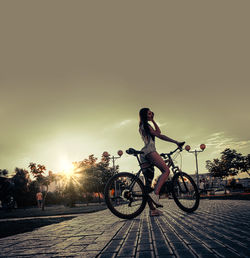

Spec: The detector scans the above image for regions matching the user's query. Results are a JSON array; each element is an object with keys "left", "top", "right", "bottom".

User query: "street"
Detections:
[{"left": 0, "top": 199, "right": 249, "bottom": 257}]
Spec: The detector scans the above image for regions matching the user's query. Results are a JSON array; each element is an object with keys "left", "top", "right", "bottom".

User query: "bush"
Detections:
[{"left": 45, "top": 191, "right": 64, "bottom": 205}]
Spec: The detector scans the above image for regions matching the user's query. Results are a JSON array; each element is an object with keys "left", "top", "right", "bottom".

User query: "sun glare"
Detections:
[{"left": 59, "top": 158, "right": 75, "bottom": 178}]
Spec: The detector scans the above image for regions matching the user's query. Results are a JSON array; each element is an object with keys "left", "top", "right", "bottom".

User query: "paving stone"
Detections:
[
  {"left": 174, "top": 249, "right": 197, "bottom": 258},
  {"left": 138, "top": 236, "right": 151, "bottom": 244},
  {"left": 156, "top": 255, "right": 175, "bottom": 258},
  {"left": 0, "top": 200, "right": 250, "bottom": 258},
  {"left": 123, "top": 239, "right": 138, "bottom": 246},
  {"left": 189, "top": 243, "right": 216, "bottom": 256},
  {"left": 85, "top": 242, "right": 107, "bottom": 251},
  {"left": 154, "top": 242, "right": 173, "bottom": 256},
  {"left": 169, "top": 241, "right": 189, "bottom": 250},
  {"left": 203, "top": 240, "right": 226, "bottom": 249},
  {"left": 98, "top": 252, "right": 117, "bottom": 258},
  {"left": 227, "top": 244, "right": 250, "bottom": 257},
  {"left": 117, "top": 245, "right": 136, "bottom": 256},
  {"left": 212, "top": 247, "right": 241, "bottom": 258},
  {"left": 137, "top": 243, "right": 153, "bottom": 251},
  {"left": 164, "top": 233, "right": 182, "bottom": 243},
  {"left": 102, "top": 239, "right": 122, "bottom": 253},
  {"left": 136, "top": 250, "right": 155, "bottom": 258}
]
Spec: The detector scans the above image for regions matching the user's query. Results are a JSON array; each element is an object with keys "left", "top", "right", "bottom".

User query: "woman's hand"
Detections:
[
  {"left": 150, "top": 112, "right": 155, "bottom": 122},
  {"left": 176, "top": 141, "right": 185, "bottom": 149}
]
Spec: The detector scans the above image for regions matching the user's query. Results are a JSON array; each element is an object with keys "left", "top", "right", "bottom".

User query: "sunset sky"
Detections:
[{"left": 1, "top": 1, "right": 249, "bottom": 179}]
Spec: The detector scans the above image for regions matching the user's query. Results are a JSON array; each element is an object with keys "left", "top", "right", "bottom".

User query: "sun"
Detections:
[{"left": 58, "top": 158, "right": 75, "bottom": 178}]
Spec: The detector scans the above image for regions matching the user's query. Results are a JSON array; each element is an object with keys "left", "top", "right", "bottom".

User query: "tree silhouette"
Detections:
[
  {"left": 63, "top": 177, "right": 79, "bottom": 207},
  {"left": 75, "top": 154, "right": 117, "bottom": 203},
  {"left": 0, "top": 170, "right": 14, "bottom": 209},
  {"left": 0, "top": 169, "right": 8, "bottom": 176},
  {"left": 12, "top": 168, "right": 31, "bottom": 208},
  {"left": 98, "top": 152, "right": 117, "bottom": 195},
  {"left": 28, "top": 163, "right": 55, "bottom": 210},
  {"left": 206, "top": 148, "right": 250, "bottom": 179}
]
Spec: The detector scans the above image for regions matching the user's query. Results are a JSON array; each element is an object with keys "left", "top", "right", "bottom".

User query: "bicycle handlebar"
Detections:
[
  {"left": 126, "top": 142, "right": 185, "bottom": 158},
  {"left": 160, "top": 141, "right": 185, "bottom": 158}
]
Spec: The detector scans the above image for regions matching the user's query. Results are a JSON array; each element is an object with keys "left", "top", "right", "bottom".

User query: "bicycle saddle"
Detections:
[{"left": 126, "top": 148, "right": 144, "bottom": 156}]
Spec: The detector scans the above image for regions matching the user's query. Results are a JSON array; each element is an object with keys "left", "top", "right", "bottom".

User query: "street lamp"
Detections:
[
  {"left": 103, "top": 150, "right": 123, "bottom": 202},
  {"left": 103, "top": 150, "right": 123, "bottom": 173},
  {"left": 185, "top": 144, "right": 206, "bottom": 188}
]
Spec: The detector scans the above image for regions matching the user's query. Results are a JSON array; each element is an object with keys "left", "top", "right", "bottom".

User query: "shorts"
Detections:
[{"left": 140, "top": 143, "right": 156, "bottom": 164}]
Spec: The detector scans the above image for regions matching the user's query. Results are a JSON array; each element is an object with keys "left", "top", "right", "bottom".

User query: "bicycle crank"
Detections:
[{"left": 121, "top": 190, "right": 135, "bottom": 207}]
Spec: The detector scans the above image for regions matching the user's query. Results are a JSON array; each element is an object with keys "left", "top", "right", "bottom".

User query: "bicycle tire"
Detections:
[
  {"left": 172, "top": 172, "right": 200, "bottom": 213},
  {"left": 104, "top": 172, "right": 147, "bottom": 219}
]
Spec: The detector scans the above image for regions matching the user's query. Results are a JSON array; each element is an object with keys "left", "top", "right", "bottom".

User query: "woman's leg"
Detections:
[
  {"left": 146, "top": 151, "right": 170, "bottom": 195},
  {"left": 141, "top": 162, "right": 156, "bottom": 210}
]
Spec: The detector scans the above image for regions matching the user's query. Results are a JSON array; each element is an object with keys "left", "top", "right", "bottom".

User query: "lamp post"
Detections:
[
  {"left": 103, "top": 150, "right": 123, "bottom": 202},
  {"left": 103, "top": 150, "right": 123, "bottom": 174},
  {"left": 185, "top": 144, "right": 206, "bottom": 189}
]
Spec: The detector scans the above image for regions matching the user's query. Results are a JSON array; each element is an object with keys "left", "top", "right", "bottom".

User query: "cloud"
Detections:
[
  {"left": 101, "top": 119, "right": 135, "bottom": 135},
  {"left": 115, "top": 119, "right": 133, "bottom": 128},
  {"left": 206, "top": 132, "right": 250, "bottom": 155}
]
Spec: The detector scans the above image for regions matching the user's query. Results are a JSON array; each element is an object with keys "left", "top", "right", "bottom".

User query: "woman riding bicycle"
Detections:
[{"left": 139, "top": 108, "right": 184, "bottom": 212}]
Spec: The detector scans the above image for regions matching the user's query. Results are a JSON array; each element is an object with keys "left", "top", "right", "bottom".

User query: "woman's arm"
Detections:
[
  {"left": 152, "top": 119, "right": 161, "bottom": 134},
  {"left": 149, "top": 126, "right": 179, "bottom": 145}
]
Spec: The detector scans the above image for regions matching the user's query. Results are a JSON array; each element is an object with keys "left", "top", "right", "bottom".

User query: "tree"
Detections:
[
  {"left": 75, "top": 153, "right": 117, "bottom": 204},
  {"left": 63, "top": 177, "right": 79, "bottom": 207},
  {"left": 98, "top": 152, "right": 117, "bottom": 195},
  {"left": 240, "top": 154, "right": 250, "bottom": 176},
  {"left": 77, "top": 155, "right": 102, "bottom": 203},
  {"left": 0, "top": 169, "right": 15, "bottom": 209},
  {"left": 27, "top": 180, "right": 40, "bottom": 206},
  {"left": 84, "top": 165, "right": 103, "bottom": 203},
  {"left": 12, "top": 168, "right": 31, "bottom": 208},
  {"left": 206, "top": 148, "right": 250, "bottom": 179},
  {"left": 28, "top": 163, "right": 55, "bottom": 210},
  {"left": 0, "top": 169, "right": 8, "bottom": 176}
]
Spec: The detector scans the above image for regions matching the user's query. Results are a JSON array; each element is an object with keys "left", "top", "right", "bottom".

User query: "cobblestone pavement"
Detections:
[{"left": 0, "top": 200, "right": 249, "bottom": 258}]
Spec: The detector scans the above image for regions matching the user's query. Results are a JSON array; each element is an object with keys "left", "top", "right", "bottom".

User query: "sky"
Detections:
[{"left": 1, "top": 1, "right": 250, "bottom": 179}]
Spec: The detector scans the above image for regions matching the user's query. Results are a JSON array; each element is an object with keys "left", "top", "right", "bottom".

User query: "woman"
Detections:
[{"left": 139, "top": 108, "right": 184, "bottom": 209}]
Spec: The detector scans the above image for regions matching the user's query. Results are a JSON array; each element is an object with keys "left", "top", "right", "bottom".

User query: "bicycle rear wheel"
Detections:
[
  {"left": 172, "top": 172, "right": 200, "bottom": 213},
  {"left": 104, "top": 172, "right": 147, "bottom": 219}
]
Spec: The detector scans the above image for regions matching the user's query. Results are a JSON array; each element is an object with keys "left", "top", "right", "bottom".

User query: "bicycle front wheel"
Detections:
[
  {"left": 172, "top": 172, "right": 200, "bottom": 213},
  {"left": 104, "top": 172, "right": 147, "bottom": 219}
]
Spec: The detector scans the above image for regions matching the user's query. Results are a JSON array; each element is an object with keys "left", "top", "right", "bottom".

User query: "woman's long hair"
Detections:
[{"left": 139, "top": 108, "right": 154, "bottom": 141}]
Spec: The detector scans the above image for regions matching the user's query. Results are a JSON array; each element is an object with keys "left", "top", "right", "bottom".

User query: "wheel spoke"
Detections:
[{"left": 104, "top": 172, "right": 146, "bottom": 219}]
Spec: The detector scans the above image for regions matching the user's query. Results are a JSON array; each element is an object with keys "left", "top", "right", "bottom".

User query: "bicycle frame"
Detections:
[
  {"left": 105, "top": 143, "right": 200, "bottom": 219},
  {"left": 128, "top": 145, "right": 183, "bottom": 192}
]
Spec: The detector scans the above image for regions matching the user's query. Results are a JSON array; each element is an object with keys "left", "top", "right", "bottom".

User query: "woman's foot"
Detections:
[{"left": 149, "top": 192, "right": 162, "bottom": 206}]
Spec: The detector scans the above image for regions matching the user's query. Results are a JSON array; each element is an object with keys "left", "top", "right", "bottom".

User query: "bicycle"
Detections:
[{"left": 104, "top": 143, "right": 200, "bottom": 219}]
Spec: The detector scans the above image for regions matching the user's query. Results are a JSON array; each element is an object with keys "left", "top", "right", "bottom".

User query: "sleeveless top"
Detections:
[{"left": 139, "top": 123, "right": 156, "bottom": 155}]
